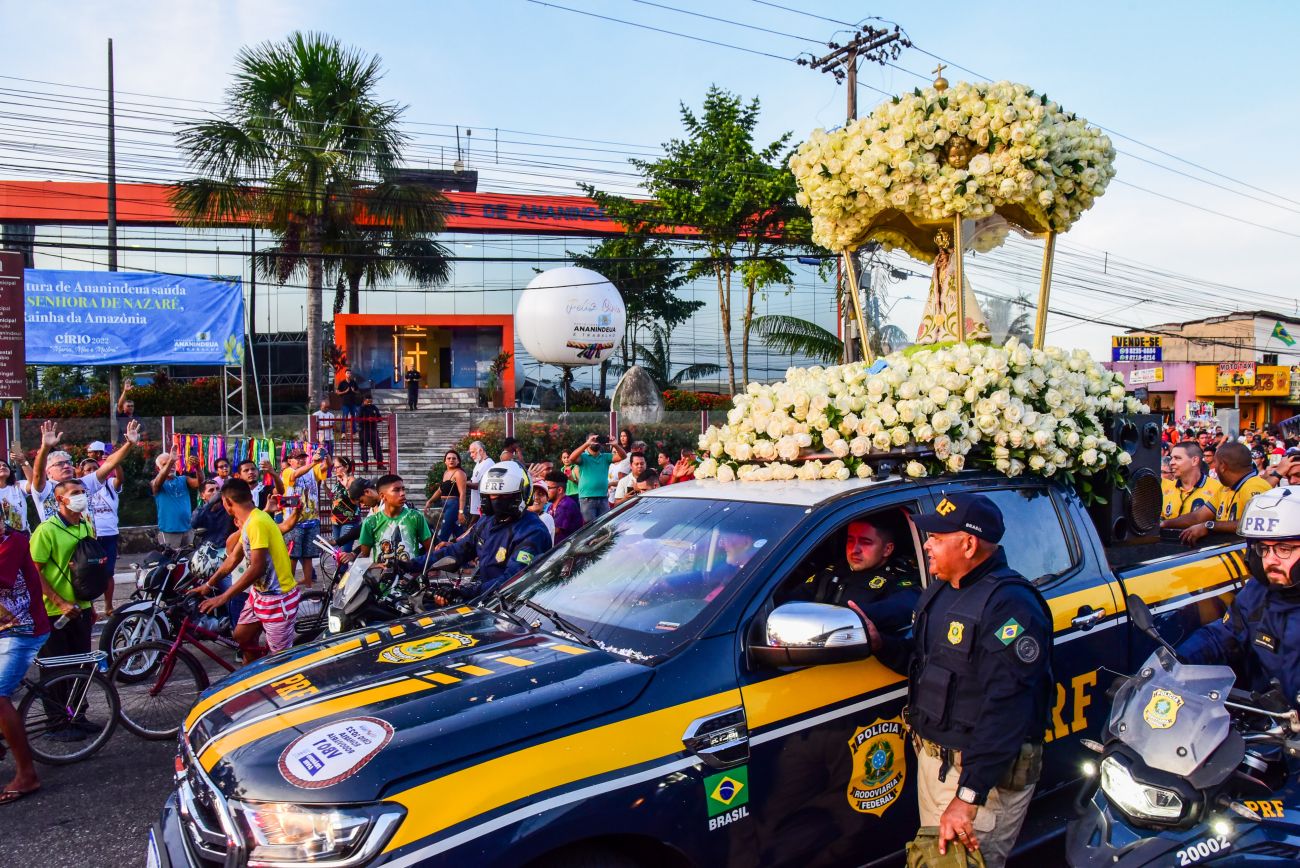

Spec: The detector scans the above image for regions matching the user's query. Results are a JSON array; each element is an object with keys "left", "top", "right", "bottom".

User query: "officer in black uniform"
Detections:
[
  {"left": 789, "top": 515, "right": 919, "bottom": 634},
  {"left": 862, "top": 493, "right": 1052, "bottom": 868}
]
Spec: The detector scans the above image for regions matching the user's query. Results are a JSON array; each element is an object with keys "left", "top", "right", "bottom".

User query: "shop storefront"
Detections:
[{"left": 1193, "top": 365, "right": 1292, "bottom": 429}]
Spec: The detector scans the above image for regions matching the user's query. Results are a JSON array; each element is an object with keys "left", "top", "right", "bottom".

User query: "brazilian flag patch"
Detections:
[
  {"left": 997, "top": 618, "right": 1023, "bottom": 645},
  {"left": 704, "top": 767, "right": 749, "bottom": 817}
]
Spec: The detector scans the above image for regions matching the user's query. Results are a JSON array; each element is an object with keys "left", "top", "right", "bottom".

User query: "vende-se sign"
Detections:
[
  {"left": 1112, "top": 335, "right": 1161, "bottom": 362},
  {"left": 0, "top": 252, "right": 25, "bottom": 399}
]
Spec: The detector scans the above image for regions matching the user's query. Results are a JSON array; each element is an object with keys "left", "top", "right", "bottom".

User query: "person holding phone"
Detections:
[
  {"left": 564, "top": 433, "right": 626, "bottom": 523},
  {"left": 279, "top": 448, "right": 327, "bottom": 588}
]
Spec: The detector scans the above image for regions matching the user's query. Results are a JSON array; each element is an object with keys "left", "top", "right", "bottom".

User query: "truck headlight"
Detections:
[
  {"left": 229, "top": 800, "right": 403, "bottom": 866},
  {"left": 328, "top": 614, "right": 343, "bottom": 634},
  {"left": 1099, "top": 755, "right": 1184, "bottom": 822}
]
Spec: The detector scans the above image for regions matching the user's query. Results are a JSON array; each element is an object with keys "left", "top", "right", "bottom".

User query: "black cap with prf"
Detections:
[{"left": 912, "top": 493, "right": 1005, "bottom": 543}]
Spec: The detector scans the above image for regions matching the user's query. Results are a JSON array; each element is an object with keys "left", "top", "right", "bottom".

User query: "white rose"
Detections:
[
  {"left": 710, "top": 441, "right": 724, "bottom": 458},
  {"left": 1029, "top": 454, "right": 1046, "bottom": 471},
  {"left": 946, "top": 454, "right": 965, "bottom": 473},
  {"left": 797, "top": 462, "right": 821, "bottom": 481},
  {"left": 1118, "top": 451, "right": 1133, "bottom": 466},
  {"left": 856, "top": 462, "right": 874, "bottom": 479},
  {"left": 696, "top": 457, "right": 718, "bottom": 478},
  {"left": 777, "top": 436, "right": 801, "bottom": 461},
  {"left": 890, "top": 426, "right": 911, "bottom": 446},
  {"left": 831, "top": 439, "right": 850, "bottom": 459},
  {"left": 905, "top": 460, "right": 928, "bottom": 478},
  {"left": 1080, "top": 448, "right": 1099, "bottom": 466},
  {"left": 850, "top": 436, "right": 871, "bottom": 457},
  {"left": 834, "top": 464, "right": 852, "bottom": 481},
  {"left": 716, "top": 463, "right": 736, "bottom": 482}
]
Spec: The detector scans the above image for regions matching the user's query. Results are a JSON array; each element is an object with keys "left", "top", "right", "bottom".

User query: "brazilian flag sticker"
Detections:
[{"left": 704, "top": 767, "right": 749, "bottom": 818}]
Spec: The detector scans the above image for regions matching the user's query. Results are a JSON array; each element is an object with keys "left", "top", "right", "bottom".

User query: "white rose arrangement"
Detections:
[
  {"left": 789, "top": 80, "right": 1116, "bottom": 258},
  {"left": 696, "top": 338, "right": 1146, "bottom": 501}
]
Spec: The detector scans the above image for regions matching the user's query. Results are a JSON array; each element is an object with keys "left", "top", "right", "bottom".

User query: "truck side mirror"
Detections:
[{"left": 750, "top": 602, "right": 873, "bottom": 668}]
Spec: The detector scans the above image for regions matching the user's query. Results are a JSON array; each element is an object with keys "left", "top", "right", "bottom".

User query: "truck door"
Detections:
[
  {"left": 970, "top": 484, "right": 1126, "bottom": 793},
  {"left": 735, "top": 495, "right": 929, "bottom": 868}
]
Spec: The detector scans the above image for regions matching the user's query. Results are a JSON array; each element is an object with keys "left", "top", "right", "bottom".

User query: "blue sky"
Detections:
[{"left": 4, "top": 0, "right": 1298, "bottom": 363}]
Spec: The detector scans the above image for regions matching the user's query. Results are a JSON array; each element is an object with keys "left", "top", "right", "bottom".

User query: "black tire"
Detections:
[
  {"left": 110, "top": 641, "right": 209, "bottom": 740},
  {"left": 98, "top": 608, "right": 169, "bottom": 682},
  {"left": 19, "top": 670, "right": 120, "bottom": 764},
  {"left": 293, "top": 590, "right": 329, "bottom": 645}
]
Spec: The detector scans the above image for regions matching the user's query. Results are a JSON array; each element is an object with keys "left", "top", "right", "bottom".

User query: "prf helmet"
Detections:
[
  {"left": 480, "top": 462, "right": 529, "bottom": 519},
  {"left": 1239, "top": 486, "right": 1300, "bottom": 591}
]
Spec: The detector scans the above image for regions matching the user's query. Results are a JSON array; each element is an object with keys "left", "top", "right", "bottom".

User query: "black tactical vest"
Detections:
[{"left": 907, "top": 559, "right": 1052, "bottom": 752}]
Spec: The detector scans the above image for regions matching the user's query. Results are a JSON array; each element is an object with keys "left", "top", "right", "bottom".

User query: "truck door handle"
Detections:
[
  {"left": 1071, "top": 606, "right": 1106, "bottom": 631},
  {"left": 683, "top": 707, "right": 749, "bottom": 770}
]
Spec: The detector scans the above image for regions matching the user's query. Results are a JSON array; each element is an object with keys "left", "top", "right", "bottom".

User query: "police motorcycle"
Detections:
[
  {"left": 322, "top": 538, "right": 472, "bottom": 636},
  {"left": 1066, "top": 593, "right": 1300, "bottom": 866},
  {"left": 97, "top": 535, "right": 224, "bottom": 672}
]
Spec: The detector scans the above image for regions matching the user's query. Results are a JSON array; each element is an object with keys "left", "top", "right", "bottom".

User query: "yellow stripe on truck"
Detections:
[
  {"left": 199, "top": 677, "right": 434, "bottom": 771},
  {"left": 383, "top": 690, "right": 742, "bottom": 854},
  {"left": 742, "top": 658, "right": 902, "bottom": 731},
  {"left": 184, "top": 638, "right": 364, "bottom": 731}
]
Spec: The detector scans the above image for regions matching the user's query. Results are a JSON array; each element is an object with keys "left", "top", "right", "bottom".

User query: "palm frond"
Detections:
[{"left": 752, "top": 314, "right": 842, "bottom": 364}]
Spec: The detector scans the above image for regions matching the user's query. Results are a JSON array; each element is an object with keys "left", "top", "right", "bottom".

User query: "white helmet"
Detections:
[
  {"left": 480, "top": 462, "right": 529, "bottom": 497},
  {"left": 1238, "top": 486, "right": 1300, "bottom": 540},
  {"left": 188, "top": 543, "right": 224, "bottom": 581}
]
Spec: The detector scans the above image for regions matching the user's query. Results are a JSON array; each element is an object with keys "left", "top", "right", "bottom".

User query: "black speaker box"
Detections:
[{"left": 1088, "top": 414, "right": 1163, "bottom": 544}]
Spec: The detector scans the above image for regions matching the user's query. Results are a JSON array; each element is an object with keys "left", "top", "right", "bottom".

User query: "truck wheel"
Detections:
[{"left": 533, "top": 845, "right": 639, "bottom": 868}]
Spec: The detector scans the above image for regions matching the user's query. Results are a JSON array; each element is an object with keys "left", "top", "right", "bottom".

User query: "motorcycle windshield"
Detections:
[
  {"left": 1109, "top": 652, "right": 1236, "bottom": 778},
  {"left": 332, "top": 557, "right": 373, "bottom": 612}
]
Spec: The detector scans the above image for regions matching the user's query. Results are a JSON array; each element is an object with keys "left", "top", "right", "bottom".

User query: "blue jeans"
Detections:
[
  {"left": 436, "top": 496, "right": 463, "bottom": 543},
  {"left": 0, "top": 632, "right": 48, "bottom": 698},
  {"left": 215, "top": 574, "right": 247, "bottom": 624},
  {"left": 579, "top": 496, "right": 610, "bottom": 524}
]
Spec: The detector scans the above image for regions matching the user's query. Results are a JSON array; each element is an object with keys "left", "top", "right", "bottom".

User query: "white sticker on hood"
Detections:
[{"left": 278, "top": 716, "right": 394, "bottom": 789}]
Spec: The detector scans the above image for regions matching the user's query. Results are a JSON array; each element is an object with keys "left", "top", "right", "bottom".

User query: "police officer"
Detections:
[
  {"left": 791, "top": 516, "right": 919, "bottom": 634},
  {"left": 1179, "top": 486, "right": 1300, "bottom": 706},
  {"left": 435, "top": 462, "right": 553, "bottom": 597},
  {"left": 862, "top": 493, "right": 1052, "bottom": 868}
]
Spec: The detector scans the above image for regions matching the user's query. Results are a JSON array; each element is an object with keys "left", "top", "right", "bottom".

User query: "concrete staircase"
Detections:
[
  {"left": 390, "top": 405, "right": 478, "bottom": 489},
  {"left": 370, "top": 388, "right": 479, "bottom": 412}
]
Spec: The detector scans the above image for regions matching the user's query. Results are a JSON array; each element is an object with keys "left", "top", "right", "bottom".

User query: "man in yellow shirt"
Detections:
[
  {"left": 1160, "top": 441, "right": 1221, "bottom": 530},
  {"left": 1181, "top": 442, "right": 1272, "bottom": 546},
  {"left": 196, "top": 479, "right": 298, "bottom": 662}
]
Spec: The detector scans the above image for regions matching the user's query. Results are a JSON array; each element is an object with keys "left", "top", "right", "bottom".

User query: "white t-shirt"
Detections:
[
  {"left": 88, "top": 479, "right": 121, "bottom": 537},
  {"left": 537, "top": 511, "right": 556, "bottom": 542},
  {"left": 26, "top": 472, "right": 104, "bottom": 524},
  {"left": 613, "top": 473, "right": 640, "bottom": 503},
  {"left": 469, "top": 457, "right": 495, "bottom": 514},
  {"left": 0, "top": 484, "right": 29, "bottom": 532},
  {"left": 313, "top": 409, "right": 337, "bottom": 442}
]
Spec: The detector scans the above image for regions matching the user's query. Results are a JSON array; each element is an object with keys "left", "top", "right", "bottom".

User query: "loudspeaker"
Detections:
[{"left": 1089, "top": 414, "right": 1163, "bottom": 543}]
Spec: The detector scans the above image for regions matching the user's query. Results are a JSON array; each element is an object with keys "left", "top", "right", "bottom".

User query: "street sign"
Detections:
[
  {"left": 1216, "top": 361, "right": 1255, "bottom": 390},
  {"left": 1128, "top": 366, "right": 1164, "bottom": 386},
  {"left": 0, "top": 252, "right": 26, "bottom": 399},
  {"left": 1112, "top": 335, "right": 1161, "bottom": 362}
]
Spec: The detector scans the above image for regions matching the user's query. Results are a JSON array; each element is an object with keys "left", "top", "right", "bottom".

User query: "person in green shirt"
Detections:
[
  {"left": 29, "top": 479, "right": 96, "bottom": 660},
  {"left": 564, "top": 433, "right": 626, "bottom": 524},
  {"left": 350, "top": 474, "right": 434, "bottom": 566}
]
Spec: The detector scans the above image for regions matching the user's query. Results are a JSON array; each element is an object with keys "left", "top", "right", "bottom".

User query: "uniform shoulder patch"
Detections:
[
  {"left": 516, "top": 550, "right": 533, "bottom": 565},
  {"left": 996, "top": 618, "right": 1023, "bottom": 645},
  {"left": 868, "top": 576, "right": 886, "bottom": 590},
  {"left": 1014, "top": 635, "right": 1040, "bottom": 663}
]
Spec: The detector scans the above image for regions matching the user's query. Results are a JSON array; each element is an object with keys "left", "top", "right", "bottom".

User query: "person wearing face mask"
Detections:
[
  {"left": 1180, "top": 486, "right": 1300, "bottom": 708},
  {"left": 27, "top": 419, "right": 141, "bottom": 524},
  {"left": 29, "top": 479, "right": 97, "bottom": 662}
]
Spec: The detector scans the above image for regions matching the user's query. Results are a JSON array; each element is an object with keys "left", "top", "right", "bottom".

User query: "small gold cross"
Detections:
[{"left": 932, "top": 63, "right": 947, "bottom": 79}]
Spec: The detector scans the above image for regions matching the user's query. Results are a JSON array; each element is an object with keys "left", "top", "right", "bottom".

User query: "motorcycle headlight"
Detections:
[
  {"left": 1099, "top": 755, "right": 1184, "bottom": 822},
  {"left": 228, "top": 800, "right": 403, "bottom": 866},
  {"left": 136, "top": 575, "right": 147, "bottom": 590},
  {"left": 327, "top": 615, "right": 343, "bottom": 634}
]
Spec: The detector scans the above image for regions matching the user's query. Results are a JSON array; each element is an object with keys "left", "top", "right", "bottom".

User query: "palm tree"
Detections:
[
  {"left": 172, "top": 32, "right": 445, "bottom": 403},
  {"left": 752, "top": 314, "right": 842, "bottom": 364},
  {"left": 979, "top": 293, "right": 1034, "bottom": 345},
  {"left": 612, "top": 325, "right": 721, "bottom": 389}
]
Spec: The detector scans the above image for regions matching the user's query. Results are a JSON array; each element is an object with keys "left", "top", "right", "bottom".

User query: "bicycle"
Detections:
[
  {"left": 0, "top": 650, "right": 119, "bottom": 765},
  {"left": 109, "top": 597, "right": 240, "bottom": 740}
]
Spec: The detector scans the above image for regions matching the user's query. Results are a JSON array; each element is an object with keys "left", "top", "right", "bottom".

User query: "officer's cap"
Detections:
[{"left": 913, "top": 493, "right": 1005, "bottom": 542}]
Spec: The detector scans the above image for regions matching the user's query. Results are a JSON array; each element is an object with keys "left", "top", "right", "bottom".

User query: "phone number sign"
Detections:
[{"left": 1112, "top": 335, "right": 1162, "bottom": 363}]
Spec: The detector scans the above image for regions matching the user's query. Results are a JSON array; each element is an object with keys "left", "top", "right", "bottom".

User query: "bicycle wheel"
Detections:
[
  {"left": 110, "top": 642, "right": 209, "bottom": 740},
  {"left": 18, "top": 670, "right": 120, "bottom": 765}
]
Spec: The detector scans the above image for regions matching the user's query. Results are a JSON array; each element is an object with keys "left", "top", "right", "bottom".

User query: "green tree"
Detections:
[
  {"left": 585, "top": 86, "right": 806, "bottom": 392},
  {"left": 611, "top": 325, "right": 721, "bottom": 390},
  {"left": 172, "top": 32, "right": 448, "bottom": 403},
  {"left": 568, "top": 234, "right": 701, "bottom": 395}
]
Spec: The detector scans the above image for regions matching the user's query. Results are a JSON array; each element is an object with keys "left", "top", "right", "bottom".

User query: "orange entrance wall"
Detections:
[{"left": 335, "top": 314, "right": 515, "bottom": 407}]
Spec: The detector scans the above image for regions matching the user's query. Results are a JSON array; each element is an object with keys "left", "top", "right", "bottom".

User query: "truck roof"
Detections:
[{"left": 642, "top": 477, "right": 890, "bottom": 507}]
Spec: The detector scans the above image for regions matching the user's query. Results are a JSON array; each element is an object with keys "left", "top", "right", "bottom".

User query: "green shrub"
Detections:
[
  {"left": 662, "top": 390, "right": 732, "bottom": 411},
  {"left": 22, "top": 379, "right": 223, "bottom": 418}
]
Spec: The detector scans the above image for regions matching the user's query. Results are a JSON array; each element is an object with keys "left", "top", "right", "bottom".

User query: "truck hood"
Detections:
[{"left": 184, "top": 607, "right": 653, "bottom": 803}]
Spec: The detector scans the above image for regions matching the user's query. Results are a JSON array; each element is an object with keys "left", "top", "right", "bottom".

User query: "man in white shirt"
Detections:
[
  {"left": 612, "top": 452, "right": 649, "bottom": 504},
  {"left": 467, "top": 440, "right": 495, "bottom": 522},
  {"left": 312, "top": 400, "right": 338, "bottom": 454},
  {"left": 27, "top": 419, "right": 141, "bottom": 523}
]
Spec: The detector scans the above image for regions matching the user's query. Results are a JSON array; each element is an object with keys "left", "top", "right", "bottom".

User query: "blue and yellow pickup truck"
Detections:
[{"left": 150, "top": 470, "right": 1245, "bottom": 868}]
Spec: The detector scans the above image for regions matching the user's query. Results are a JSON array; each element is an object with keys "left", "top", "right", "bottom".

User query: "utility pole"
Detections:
[
  {"left": 106, "top": 38, "right": 122, "bottom": 444},
  {"left": 799, "top": 25, "right": 908, "bottom": 364}
]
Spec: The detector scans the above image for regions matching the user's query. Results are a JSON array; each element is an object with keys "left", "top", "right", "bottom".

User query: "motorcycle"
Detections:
[
  {"left": 1066, "top": 593, "right": 1300, "bottom": 867},
  {"left": 324, "top": 546, "right": 473, "bottom": 635},
  {"left": 97, "top": 540, "right": 221, "bottom": 674}
]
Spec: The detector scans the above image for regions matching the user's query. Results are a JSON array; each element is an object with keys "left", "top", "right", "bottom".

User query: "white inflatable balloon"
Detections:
[{"left": 516, "top": 267, "right": 626, "bottom": 366}]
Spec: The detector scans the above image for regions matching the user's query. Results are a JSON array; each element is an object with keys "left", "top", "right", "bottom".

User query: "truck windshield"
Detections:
[{"left": 500, "top": 497, "right": 800, "bottom": 662}]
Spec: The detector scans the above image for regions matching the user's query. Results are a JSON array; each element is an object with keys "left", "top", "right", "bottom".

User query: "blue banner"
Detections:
[{"left": 23, "top": 269, "right": 244, "bottom": 365}]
